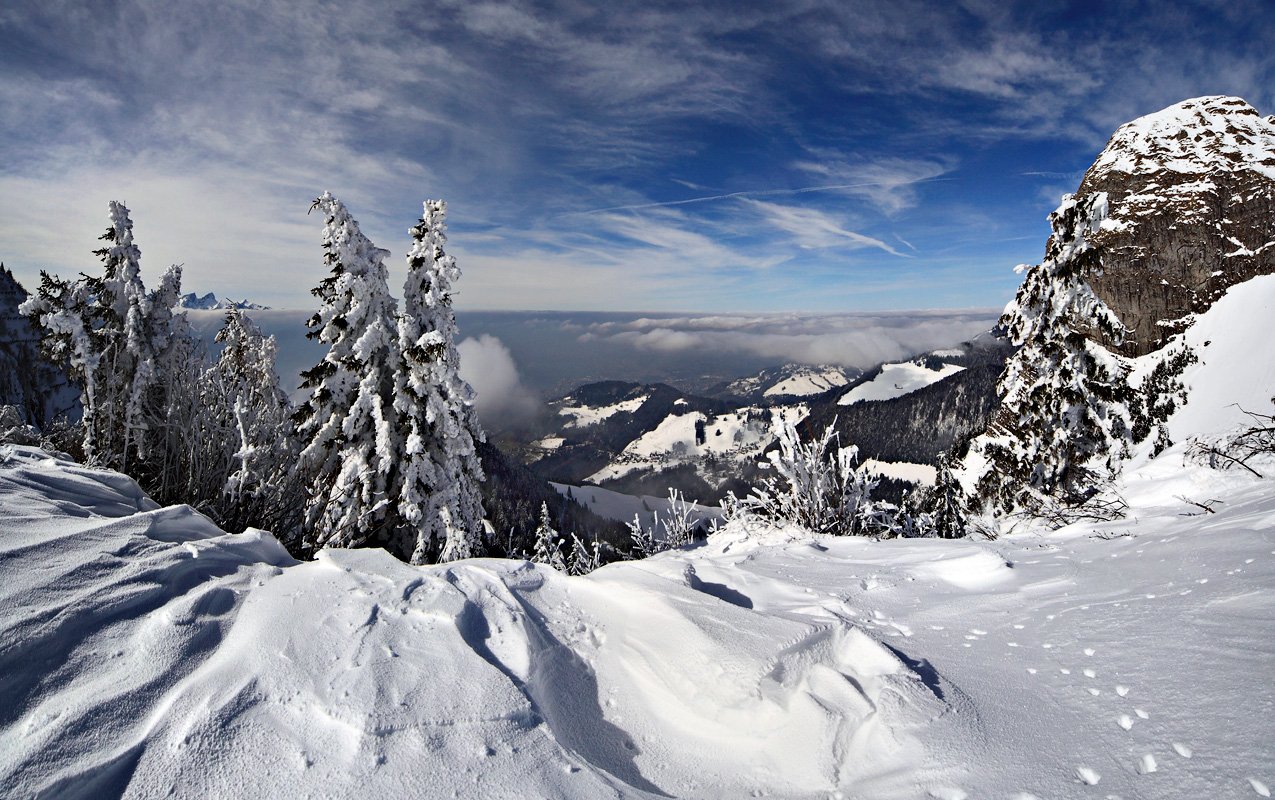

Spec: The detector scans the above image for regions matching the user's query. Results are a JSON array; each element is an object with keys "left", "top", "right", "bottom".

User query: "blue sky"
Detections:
[{"left": 2, "top": 0, "right": 1272, "bottom": 312}]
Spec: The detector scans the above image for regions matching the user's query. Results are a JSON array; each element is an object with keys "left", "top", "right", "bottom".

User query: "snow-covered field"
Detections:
[
  {"left": 550, "top": 482, "right": 722, "bottom": 529},
  {"left": 838, "top": 360, "right": 965, "bottom": 405},
  {"left": 586, "top": 404, "right": 807, "bottom": 484},
  {"left": 4, "top": 277, "right": 1272, "bottom": 799},
  {"left": 2, "top": 431, "right": 1272, "bottom": 798}
]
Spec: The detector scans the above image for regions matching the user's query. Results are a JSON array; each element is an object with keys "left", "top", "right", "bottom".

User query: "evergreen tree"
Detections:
[
  {"left": 213, "top": 308, "right": 302, "bottom": 537},
  {"left": 929, "top": 457, "right": 967, "bottom": 539},
  {"left": 966, "top": 193, "right": 1135, "bottom": 517},
  {"left": 391, "top": 199, "right": 486, "bottom": 564},
  {"left": 294, "top": 193, "right": 401, "bottom": 556},
  {"left": 20, "top": 201, "right": 178, "bottom": 475},
  {"left": 530, "top": 502, "right": 566, "bottom": 571}
]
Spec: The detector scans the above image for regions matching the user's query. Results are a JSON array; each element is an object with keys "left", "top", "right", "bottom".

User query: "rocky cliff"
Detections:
[
  {"left": 1074, "top": 96, "right": 1275, "bottom": 355},
  {"left": 0, "top": 266, "right": 80, "bottom": 428}
]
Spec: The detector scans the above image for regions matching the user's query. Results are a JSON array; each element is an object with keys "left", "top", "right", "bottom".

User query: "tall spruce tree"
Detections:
[
  {"left": 391, "top": 199, "right": 486, "bottom": 564},
  {"left": 295, "top": 193, "right": 401, "bottom": 556},
  {"left": 967, "top": 193, "right": 1134, "bottom": 517}
]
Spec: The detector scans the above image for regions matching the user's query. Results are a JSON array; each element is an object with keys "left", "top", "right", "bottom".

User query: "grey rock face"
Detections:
[{"left": 1074, "top": 96, "right": 1275, "bottom": 355}]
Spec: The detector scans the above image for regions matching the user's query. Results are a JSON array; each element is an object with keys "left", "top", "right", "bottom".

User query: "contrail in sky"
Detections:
[{"left": 571, "top": 177, "right": 953, "bottom": 215}]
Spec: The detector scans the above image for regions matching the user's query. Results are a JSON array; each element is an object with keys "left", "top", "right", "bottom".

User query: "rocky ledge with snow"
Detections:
[{"left": 1077, "top": 95, "right": 1275, "bottom": 355}]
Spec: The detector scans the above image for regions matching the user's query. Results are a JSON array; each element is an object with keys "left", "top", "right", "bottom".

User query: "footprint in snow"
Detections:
[
  {"left": 1083, "top": 668, "right": 1096, "bottom": 678},
  {"left": 1172, "top": 742, "right": 1193, "bottom": 758},
  {"left": 1251, "top": 778, "right": 1272, "bottom": 797},
  {"left": 1117, "top": 715, "right": 1134, "bottom": 731},
  {"left": 1083, "top": 647, "right": 1095, "bottom": 656},
  {"left": 1115, "top": 685, "right": 1130, "bottom": 697},
  {"left": 1135, "top": 709, "right": 1150, "bottom": 720},
  {"left": 1074, "top": 766, "right": 1101, "bottom": 785},
  {"left": 1086, "top": 688, "right": 1101, "bottom": 696},
  {"left": 1137, "top": 754, "right": 1158, "bottom": 775}
]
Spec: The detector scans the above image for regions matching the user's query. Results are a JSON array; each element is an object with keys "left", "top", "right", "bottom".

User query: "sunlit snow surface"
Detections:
[
  {"left": 2, "top": 276, "right": 1274, "bottom": 799},
  {"left": 837, "top": 361, "right": 965, "bottom": 405},
  {"left": 2, "top": 442, "right": 1273, "bottom": 798}
]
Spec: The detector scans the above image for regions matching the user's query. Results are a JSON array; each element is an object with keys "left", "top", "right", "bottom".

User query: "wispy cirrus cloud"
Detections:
[{"left": 739, "top": 199, "right": 908, "bottom": 256}]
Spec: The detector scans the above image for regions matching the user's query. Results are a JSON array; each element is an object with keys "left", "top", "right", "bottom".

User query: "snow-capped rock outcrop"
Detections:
[
  {"left": 1076, "top": 96, "right": 1275, "bottom": 355},
  {"left": 958, "top": 97, "right": 1275, "bottom": 516}
]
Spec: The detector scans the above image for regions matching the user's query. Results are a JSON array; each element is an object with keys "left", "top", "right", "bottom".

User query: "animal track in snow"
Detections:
[
  {"left": 1137, "top": 754, "right": 1158, "bottom": 774},
  {"left": 1115, "top": 685, "right": 1130, "bottom": 697},
  {"left": 1135, "top": 709, "right": 1150, "bottom": 719},
  {"left": 1083, "top": 668, "right": 1096, "bottom": 678},
  {"left": 1172, "top": 742, "right": 1193, "bottom": 758},
  {"left": 1086, "top": 687, "right": 1101, "bottom": 696},
  {"left": 1083, "top": 647, "right": 1095, "bottom": 656},
  {"left": 1251, "top": 777, "right": 1271, "bottom": 797},
  {"left": 1117, "top": 715, "right": 1134, "bottom": 731},
  {"left": 1074, "top": 766, "right": 1101, "bottom": 785}
]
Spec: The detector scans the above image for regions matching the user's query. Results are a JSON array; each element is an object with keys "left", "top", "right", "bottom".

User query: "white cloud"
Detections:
[
  {"left": 739, "top": 199, "right": 908, "bottom": 256},
  {"left": 457, "top": 334, "right": 541, "bottom": 429},
  {"left": 581, "top": 310, "right": 999, "bottom": 369}
]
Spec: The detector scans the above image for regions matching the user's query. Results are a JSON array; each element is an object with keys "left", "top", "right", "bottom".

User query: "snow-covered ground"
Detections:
[
  {"left": 586, "top": 404, "right": 807, "bottom": 484},
  {"left": 558, "top": 396, "right": 649, "bottom": 429},
  {"left": 762, "top": 367, "right": 852, "bottom": 398},
  {"left": 838, "top": 360, "right": 965, "bottom": 405},
  {"left": 550, "top": 482, "right": 721, "bottom": 529},
  {"left": 1, "top": 440, "right": 1272, "bottom": 799}
]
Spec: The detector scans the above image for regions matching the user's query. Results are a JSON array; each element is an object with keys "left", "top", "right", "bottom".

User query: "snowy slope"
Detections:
[
  {"left": 550, "top": 482, "right": 721, "bottom": 529},
  {"left": 1128, "top": 273, "right": 1275, "bottom": 462},
  {"left": 559, "top": 395, "right": 648, "bottom": 428},
  {"left": 2, "top": 437, "right": 1273, "bottom": 798},
  {"left": 838, "top": 360, "right": 965, "bottom": 405},
  {"left": 761, "top": 366, "right": 852, "bottom": 398},
  {"left": 586, "top": 404, "right": 807, "bottom": 484}
]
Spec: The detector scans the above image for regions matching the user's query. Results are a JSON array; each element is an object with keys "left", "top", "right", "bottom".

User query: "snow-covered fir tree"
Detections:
[
  {"left": 294, "top": 193, "right": 401, "bottom": 556},
  {"left": 20, "top": 201, "right": 183, "bottom": 478},
  {"left": 963, "top": 193, "right": 1135, "bottom": 518},
  {"left": 530, "top": 502, "right": 566, "bottom": 571},
  {"left": 391, "top": 199, "right": 486, "bottom": 564},
  {"left": 211, "top": 308, "right": 302, "bottom": 537}
]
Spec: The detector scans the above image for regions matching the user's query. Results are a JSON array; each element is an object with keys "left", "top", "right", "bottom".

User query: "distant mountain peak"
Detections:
[{"left": 177, "top": 292, "right": 269, "bottom": 310}]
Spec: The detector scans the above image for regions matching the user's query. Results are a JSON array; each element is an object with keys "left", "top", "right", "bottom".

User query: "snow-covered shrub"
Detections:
[
  {"left": 728, "top": 421, "right": 882, "bottom": 537},
  {"left": 1187, "top": 399, "right": 1275, "bottom": 478},
  {"left": 628, "top": 488, "right": 703, "bottom": 558},
  {"left": 0, "top": 405, "right": 40, "bottom": 446},
  {"left": 567, "top": 532, "right": 603, "bottom": 575}
]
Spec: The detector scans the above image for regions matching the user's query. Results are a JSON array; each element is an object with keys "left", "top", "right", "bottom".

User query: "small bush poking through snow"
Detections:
[
  {"left": 628, "top": 488, "right": 702, "bottom": 557},
  {"left": 727, "top": 420, "right": 885, "bottom": 537}
]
